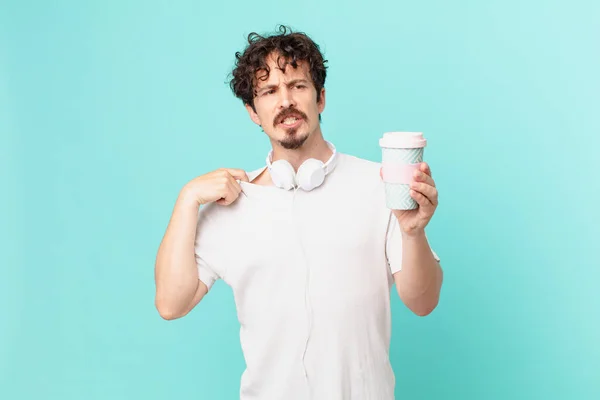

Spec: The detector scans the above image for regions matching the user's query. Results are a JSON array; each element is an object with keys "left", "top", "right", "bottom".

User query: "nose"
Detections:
[{"left": 278, "top": 87, "right": 296, "bottom": 109}]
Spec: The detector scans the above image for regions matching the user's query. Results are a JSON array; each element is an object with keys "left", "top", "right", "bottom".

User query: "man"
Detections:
[{"left": 154, "top": 25, "right": 443, "bottom": 400}]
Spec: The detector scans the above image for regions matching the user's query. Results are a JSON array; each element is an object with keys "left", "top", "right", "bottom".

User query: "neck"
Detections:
[{"left": 271, "top": 130, "right": 332, "bottom": 171}]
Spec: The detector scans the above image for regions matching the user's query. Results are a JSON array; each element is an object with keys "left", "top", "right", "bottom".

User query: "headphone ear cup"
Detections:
[
  {"left": 297, "top": 158, "right": 325, "bottom": 191},
  {"left": 270, "top": 159, "right": 297, "bottom": 190}
]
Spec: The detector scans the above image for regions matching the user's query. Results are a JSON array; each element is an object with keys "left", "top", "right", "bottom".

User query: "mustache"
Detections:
[{"left": 273, "top": 108, "right": 308, "bottom": 127}]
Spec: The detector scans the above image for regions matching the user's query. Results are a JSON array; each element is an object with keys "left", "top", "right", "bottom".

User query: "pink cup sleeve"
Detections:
[{"left": 381, "top": 161, "right": 420, "bottom": 184}]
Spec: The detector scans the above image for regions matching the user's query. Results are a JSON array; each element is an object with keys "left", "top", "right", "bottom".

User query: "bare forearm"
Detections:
[
  {"left": 394, "top": 231, "right": 443, "bottom": 316},
  {"left": 154, "top": 191, "right": 201, "bottom": 317}
]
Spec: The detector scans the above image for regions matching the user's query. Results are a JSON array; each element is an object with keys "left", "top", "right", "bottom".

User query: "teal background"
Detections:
[{"left": 2, "top": 0, "right": 599, "bottom": 399}]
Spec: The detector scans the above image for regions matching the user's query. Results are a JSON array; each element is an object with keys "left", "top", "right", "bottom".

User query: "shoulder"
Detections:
[
  {"left": 338, "top": 152, "right": 380, "bottom": 170},
  {"left": 326, "top": 153, "right": 387, "bottom": 208},
  {"left": 247, "top": 166, "right": 267, "bottom": 183},
  {"left": 197, "top": 197, "right": 243, "bottom": 227},
  {"left": 195, "top": 202, "right": 220, "bottom": 232},
  {"left": 334, "top": 153, "right": 382, "bottom": 184},
  {"left": 194, "top": 201, "right": 239, "bottom": 257}
]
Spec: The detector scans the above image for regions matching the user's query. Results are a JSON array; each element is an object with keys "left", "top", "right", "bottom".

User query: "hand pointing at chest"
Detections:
[{"left": 181, "top": 168, "right": 249, "bottom": 207}]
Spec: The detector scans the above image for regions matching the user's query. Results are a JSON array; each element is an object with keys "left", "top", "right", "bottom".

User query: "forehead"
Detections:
[{"left": 255, "top": 53, "right": 311, "bottom": 88}]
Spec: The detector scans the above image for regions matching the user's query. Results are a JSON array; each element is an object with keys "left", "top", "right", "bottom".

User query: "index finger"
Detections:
[
  {"left": 419, "top": 162, "right": 432, "bottom": 177},
  {"left": 222, "top": 168, "right": 249, "bottom": 182}
]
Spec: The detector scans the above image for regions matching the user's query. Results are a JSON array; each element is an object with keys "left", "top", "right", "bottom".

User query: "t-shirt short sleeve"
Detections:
[
  {"left": 194, "top": 205, "right": 221, "bottom": 291},
  {"left": 385, "top": 212, "right": 441, "bottom": 275}
]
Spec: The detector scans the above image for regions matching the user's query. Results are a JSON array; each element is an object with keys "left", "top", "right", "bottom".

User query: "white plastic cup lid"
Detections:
[{"left": 379, "top": 131, "right": 427, "bottom": 149}]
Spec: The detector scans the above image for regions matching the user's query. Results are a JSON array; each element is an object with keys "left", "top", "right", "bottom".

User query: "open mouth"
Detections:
[{"left": 278, "top": 115, "right": 303, "bottom": 129}]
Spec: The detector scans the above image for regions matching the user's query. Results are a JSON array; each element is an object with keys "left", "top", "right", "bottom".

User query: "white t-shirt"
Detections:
[{"left": 194, "top": 152, "right": 440, "bottom": 400}]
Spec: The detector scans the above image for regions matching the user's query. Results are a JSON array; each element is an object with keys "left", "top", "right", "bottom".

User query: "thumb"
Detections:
[{"left": 224, "top": 168, "right": 249, "bottom": 182}]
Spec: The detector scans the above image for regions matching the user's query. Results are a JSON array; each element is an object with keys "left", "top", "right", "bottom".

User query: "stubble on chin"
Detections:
[{"left": 278, "top": 127, "right": 309, "bottom": 150}]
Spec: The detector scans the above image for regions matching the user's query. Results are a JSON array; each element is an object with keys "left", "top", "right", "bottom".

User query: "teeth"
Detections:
[{"left": 283, "top": 117, "right": 298, "bottom": 124}]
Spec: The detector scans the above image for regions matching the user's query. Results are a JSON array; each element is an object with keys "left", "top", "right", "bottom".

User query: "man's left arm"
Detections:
[
  {"left": 387, "top": 162, "right": 443, "bottom": 316},
  {"left": 394, "top": 232, "right": 443, "bottom": 316}
]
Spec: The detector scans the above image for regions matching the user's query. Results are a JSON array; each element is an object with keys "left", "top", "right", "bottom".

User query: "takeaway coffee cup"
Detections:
[{"left": 379, "top": 131, "right": 427, "bottom": 210}]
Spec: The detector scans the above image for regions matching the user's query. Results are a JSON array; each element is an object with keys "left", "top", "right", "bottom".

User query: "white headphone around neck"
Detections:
[{"left": 266, "top": 141, "right": 338, "bottom": 191}]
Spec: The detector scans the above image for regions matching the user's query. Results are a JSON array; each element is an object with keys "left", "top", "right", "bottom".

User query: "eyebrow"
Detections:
[{"left": 257, "top": 79, "right": 309, "bottom": 94}]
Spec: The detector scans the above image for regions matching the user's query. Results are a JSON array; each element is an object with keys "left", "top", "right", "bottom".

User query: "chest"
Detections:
[{"left": 221, "top": 189, "right": 392, "bottom": 310}]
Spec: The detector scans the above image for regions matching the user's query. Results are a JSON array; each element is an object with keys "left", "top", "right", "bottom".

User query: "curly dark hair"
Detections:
[{"left": 229, "top": 25, "right": 328, "bottom": 113}]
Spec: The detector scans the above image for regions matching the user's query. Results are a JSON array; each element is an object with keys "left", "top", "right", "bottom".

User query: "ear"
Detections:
[
  {"left": 245, "top": 103, "right": 262, "bottom": 126},
  {"left": 317, "top": 88, "right": 326, "bottom": 114}
]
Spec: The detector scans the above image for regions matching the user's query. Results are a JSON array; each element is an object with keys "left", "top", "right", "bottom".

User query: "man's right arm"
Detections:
[
  {"left": 154, "top": 168, "right": 249, "bottom": 320},
  {"left": 154, "top": 191, "right": 207, "bottom": 320}
]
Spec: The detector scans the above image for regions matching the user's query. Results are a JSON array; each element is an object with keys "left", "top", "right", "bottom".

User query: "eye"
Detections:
[
  {"left": 295, "top": 84, "right": 306, "bottom": 89},
  {"left": 262, "top": 89, "right": 275, "bottom": 96}
]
